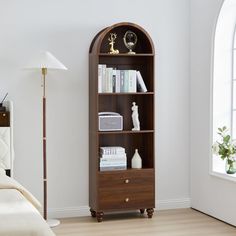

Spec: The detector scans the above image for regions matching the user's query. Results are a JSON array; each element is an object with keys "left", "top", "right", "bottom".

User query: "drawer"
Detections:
[
  {"left": 98, "top": 169, "right": 155, "bottom": 210},
  {"left": 99, "top": 186, "right": 154, "bottom": 210},
  {"left": 0, "top": 112, "right": 10, "bottom": 126},
  {"left": 98, "top": 169, "right": 154, "bottom": 189}
]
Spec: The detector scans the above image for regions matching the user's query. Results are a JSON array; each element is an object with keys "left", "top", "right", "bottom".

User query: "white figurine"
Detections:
[{"left": 131, "top": 102, "right": 140, "bottom": 131}]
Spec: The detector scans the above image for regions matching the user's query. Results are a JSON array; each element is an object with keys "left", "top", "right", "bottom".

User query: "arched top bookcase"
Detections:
[
  {"left": 89, "top": 22, "right": 155, "bottom": 54},
  {"left": 89, "top": 22, "right": 155, "bottom": 222}
]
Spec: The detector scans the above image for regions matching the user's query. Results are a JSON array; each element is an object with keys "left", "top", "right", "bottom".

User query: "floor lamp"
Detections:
[{"left": 25, "top": 51, "right": 67, "bottom": 227}]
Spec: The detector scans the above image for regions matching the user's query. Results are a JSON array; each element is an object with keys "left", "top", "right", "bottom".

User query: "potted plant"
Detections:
[{"left": 212, "top": 126, "right": 236, "bottom": 174}]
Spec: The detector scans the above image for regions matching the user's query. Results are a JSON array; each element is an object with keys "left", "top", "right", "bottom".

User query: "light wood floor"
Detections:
[{"left": 53, "top": 208, "right": 236, "bottom": 236}]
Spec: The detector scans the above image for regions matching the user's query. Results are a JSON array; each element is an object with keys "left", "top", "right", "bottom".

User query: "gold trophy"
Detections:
[
  {"left": 108, "top": 33, "right": 119, "bottom": 54},
  {"left": 123, "top": 31, "right": 137, "bottom": 54}
]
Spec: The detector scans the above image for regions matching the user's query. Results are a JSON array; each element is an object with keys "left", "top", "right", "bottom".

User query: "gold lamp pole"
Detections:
[{"left": 25, "top": 52, "right": 67, "bottom": 227}]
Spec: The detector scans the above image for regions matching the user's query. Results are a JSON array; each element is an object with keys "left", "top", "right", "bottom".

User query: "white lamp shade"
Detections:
[{"left": 25, "top": 51, "right": 67, "bottom": 70}]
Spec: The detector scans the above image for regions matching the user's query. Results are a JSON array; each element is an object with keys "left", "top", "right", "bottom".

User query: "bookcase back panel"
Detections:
[
  {"left": 99, "top": 56, "right": 154, "bottom": 92},
  {"left": 98, "top": 95, "right": 154, "bottom": 131},
  {"left": 99, "top": 133, "right": 154, "bottom": 169},
  {"left": 99, "top": 25, "right": 153, "bottom": 54}
]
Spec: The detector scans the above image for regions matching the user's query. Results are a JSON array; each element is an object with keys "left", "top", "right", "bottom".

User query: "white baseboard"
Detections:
[
  {"left": 48, "top": 198, "right": 191, "bottom": 219},
  {"left": 157, "top": 198, "right": 191, "bottom": 210},
  {"left": 48, "top": 206, "right": 90, "bottom": 219}
]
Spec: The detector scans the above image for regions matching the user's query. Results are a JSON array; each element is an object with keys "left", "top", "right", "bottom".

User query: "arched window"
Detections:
[{"left": 212, "top": 0, "right": 236, "bottom": 175}]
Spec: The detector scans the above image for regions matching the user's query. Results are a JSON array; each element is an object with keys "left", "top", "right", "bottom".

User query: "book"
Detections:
[
  {"left": 112, "top": 69, "right": 116, "bottom": 92},
  {"left": 128, "top": 70, "right": 137, "bottom": 92},
  {"left": 98, "top": 65, "right": 102, "bottom": 93},
  {"left": 100, "top": 165, "right": 127, "bottom": 171},
  {"left": 100, "top": 153, "right": 126, "bottom": 159},
  {"left": 100, "top": 161, "right": 126, "bottom": 167},
  {"left": 120, "top": 70, "right": 125, "bottom": 92},
  {"left": 136, "top": 71, "right": 147, "bottom": 92},
  {"left": 100, "top": 146, "right": 125, "bottom": 155},
  {"left": 105, "top": 68, "right": 113, "bottom": 93},
  {"left": 101, "top": 64, "right": 107, "bottom": 92},
  {"left": 115, "top": 70, "right": 121, "bottom": 93},
  {"left": 100, "top": 155, "right": 127, "bottom": 163},
  {"left": 124, "top": 70, "right": 129, "bottom": 92}
]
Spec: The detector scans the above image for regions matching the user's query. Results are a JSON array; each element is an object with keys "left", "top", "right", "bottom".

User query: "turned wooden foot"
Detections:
[
  {"left": 96, "top": 212, "right": 104, "bottom": 222},
  {"left": 140, "top": 209, "right": 145, "bottom": 214},
  {"left": 90, "top": 208, "right": 96, "bottom": 218},
  {"left": 146, "top": 208, "right": 154, "bottom": 218}
]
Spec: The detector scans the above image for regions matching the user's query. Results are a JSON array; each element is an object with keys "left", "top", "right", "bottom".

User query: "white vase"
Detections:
[{"left": 131, "top": 149, "right": 142, "bottom": 169}]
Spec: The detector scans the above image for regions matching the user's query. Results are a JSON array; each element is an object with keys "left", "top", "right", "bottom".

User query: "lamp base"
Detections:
[{"left": 46, "top": 219, "right": 60, "bottom": 228}]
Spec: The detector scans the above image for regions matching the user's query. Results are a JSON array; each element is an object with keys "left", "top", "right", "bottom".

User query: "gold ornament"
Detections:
[{"left": 108, "top": 33, "right": 119, "bottom": 54}]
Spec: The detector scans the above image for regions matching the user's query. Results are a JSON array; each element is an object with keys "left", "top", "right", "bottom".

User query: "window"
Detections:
[
  {"left": 232, "top": 28, "right": 236, "bottom": 139},
  {"left": 212, "top": 0, "right": 236, "bottom": 177}
]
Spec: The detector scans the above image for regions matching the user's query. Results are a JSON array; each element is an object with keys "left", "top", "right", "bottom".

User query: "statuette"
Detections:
[
  {"left": 108, "top": 33, "right": 119, "bottom": 54},
  {"left": 131, "top": 102, "right": 140, "bottom": 131}
]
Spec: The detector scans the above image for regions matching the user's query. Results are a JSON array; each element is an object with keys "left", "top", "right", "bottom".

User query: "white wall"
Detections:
[
  {"left": 0, "top": 0, "right": 190, "bottom": 217},
  {"left": 191, "top": 0, "right": 236, "bottom": 226}
]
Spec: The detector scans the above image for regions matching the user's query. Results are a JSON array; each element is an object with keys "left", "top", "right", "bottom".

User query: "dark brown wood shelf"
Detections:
[
  {"left": 98, "top": 130, "right": 154, "bottom": 134},
  {"left": 99, "top": 53, "right": 154, "bottom": 57},
  {"left": 98, "top": 168, "right": 154, "bottom": 175},
  {"left": 98, "top": 92, "right": 154, "bottom": 95},
  {"left": 89, "top": 22, "right": 155, "bottom": 222}
]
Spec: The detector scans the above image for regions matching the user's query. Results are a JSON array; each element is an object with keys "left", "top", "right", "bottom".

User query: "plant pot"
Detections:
[{"left": 225, "top": 159, "right": 236, "bottom": 174}]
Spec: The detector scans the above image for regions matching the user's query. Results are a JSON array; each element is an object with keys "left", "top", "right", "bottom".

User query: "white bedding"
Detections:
[{"left": 0, "top": 172, "right": 55, "bottom": 236}]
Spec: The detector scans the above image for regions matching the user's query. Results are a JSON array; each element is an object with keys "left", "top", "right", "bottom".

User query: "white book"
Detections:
[
  {"left": 100, "top": 153, "right": 127, "bottom": 159},
  {"left": 100, "top": 162, "right": 126, "bottom": 167},
  {"left": 128, "top": 70, "right": 137, "bottom": 92},
  {"left": 100, "top": 146, "right": 125, "bottom": 154},
  {"left": 100, "top": 159, "right": 127, "bottom": 164},
  {"left": 98, "top": 65, "right": 103, "bottom": 93},
  {"left": 106, "top": 68, "right": 113, "bottom": 93},
  {"left": 101, "top": 64, "right": 107, "bottom": 92},
  {"left": 115, "top": 70, "right": 121, "bottom": 93},
  {"left": 100, "top": 166, "right": 127, "bottom": 171},
  {"left": 136, "top": 71, "right": 147, "bottom": 92}
]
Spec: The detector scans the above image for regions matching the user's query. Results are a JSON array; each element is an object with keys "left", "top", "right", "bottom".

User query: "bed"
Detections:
[
  {"left": 0, "top": 170, "right": 55, "bottom": 236},
  {"left": 0, "top": 101, "right": 55, "bottom": 236}
]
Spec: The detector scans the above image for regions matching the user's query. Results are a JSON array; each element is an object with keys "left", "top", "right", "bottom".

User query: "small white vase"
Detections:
[{"left": 131, "top": 149, "right": 142, "bottom": 169}]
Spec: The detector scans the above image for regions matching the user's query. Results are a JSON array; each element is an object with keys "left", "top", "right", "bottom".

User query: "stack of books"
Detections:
[
  {"left": 99, "top": 146, "right": 127, "bottom": 171},
  {"left": 98, "top": 64, "right": 147, "bottom": 93}
]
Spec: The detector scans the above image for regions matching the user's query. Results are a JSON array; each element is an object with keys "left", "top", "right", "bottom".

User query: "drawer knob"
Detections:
[
  {"left": 124, "top": 198, "right": 129, "bottom": 202},
  {"left": 2, "top": 114, "right": 6, "bottom": 117},
  {"left": 124, "top": 179, "right": 130, "bottom": 184}
]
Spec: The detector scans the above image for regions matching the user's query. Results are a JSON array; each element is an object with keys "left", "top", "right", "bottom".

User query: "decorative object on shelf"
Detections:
[
  {"left": 98, "top": 112, "right": 123, "bottom": 131},
  {"left": 0, "top": 93, "right": 8, "bottom": 112},
  {"left": 24, "top": 51, "right": 67, "bottom": 227},
  {"left": 123, "top": 30, "right": 137, "bottom": 54},
  {"left": 131, "top": 102, "right": 140, "bottom": 131},
  {"left": 100, "top": 146, "right": 127, "bottom": 171},
  {"left": 212, "top": 126, "right": 236, "bottom": 174},
  {"left": 108, "top": 33, "right": 119, "bottom": 54},
  {"left": 131, "top": 149, "right": 142, "bottom": 169}
]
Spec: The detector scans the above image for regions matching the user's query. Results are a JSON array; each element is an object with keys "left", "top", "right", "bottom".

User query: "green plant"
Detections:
[{"left": 212, "top": 126, "right": 236, "bottom": 173}]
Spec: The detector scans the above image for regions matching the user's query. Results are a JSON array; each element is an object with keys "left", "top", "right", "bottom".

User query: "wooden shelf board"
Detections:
[
  {"left": 98, "top": 130, "right": 154, "bottom": 134},
  {"left": 98, "top": 92, "right": 154, "bottom": 95},
  {"left": 99, "top": 53, "right": 154, "bottom": 57},
  {"left": 98, "top": 168, "right": 154, "bottom": 174}
]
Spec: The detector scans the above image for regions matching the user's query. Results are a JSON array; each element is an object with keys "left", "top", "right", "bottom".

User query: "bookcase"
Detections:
[{"left": 89, "top": 22, "right": 155, "bottom": 222}]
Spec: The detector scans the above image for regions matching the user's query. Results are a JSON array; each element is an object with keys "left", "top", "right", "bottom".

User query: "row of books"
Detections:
[
  {"left": 99, "top": 146, "right": 127, "bottom": 171},
  {"left": 98, "top": 64, "right": 147, "bottom": 93}
]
